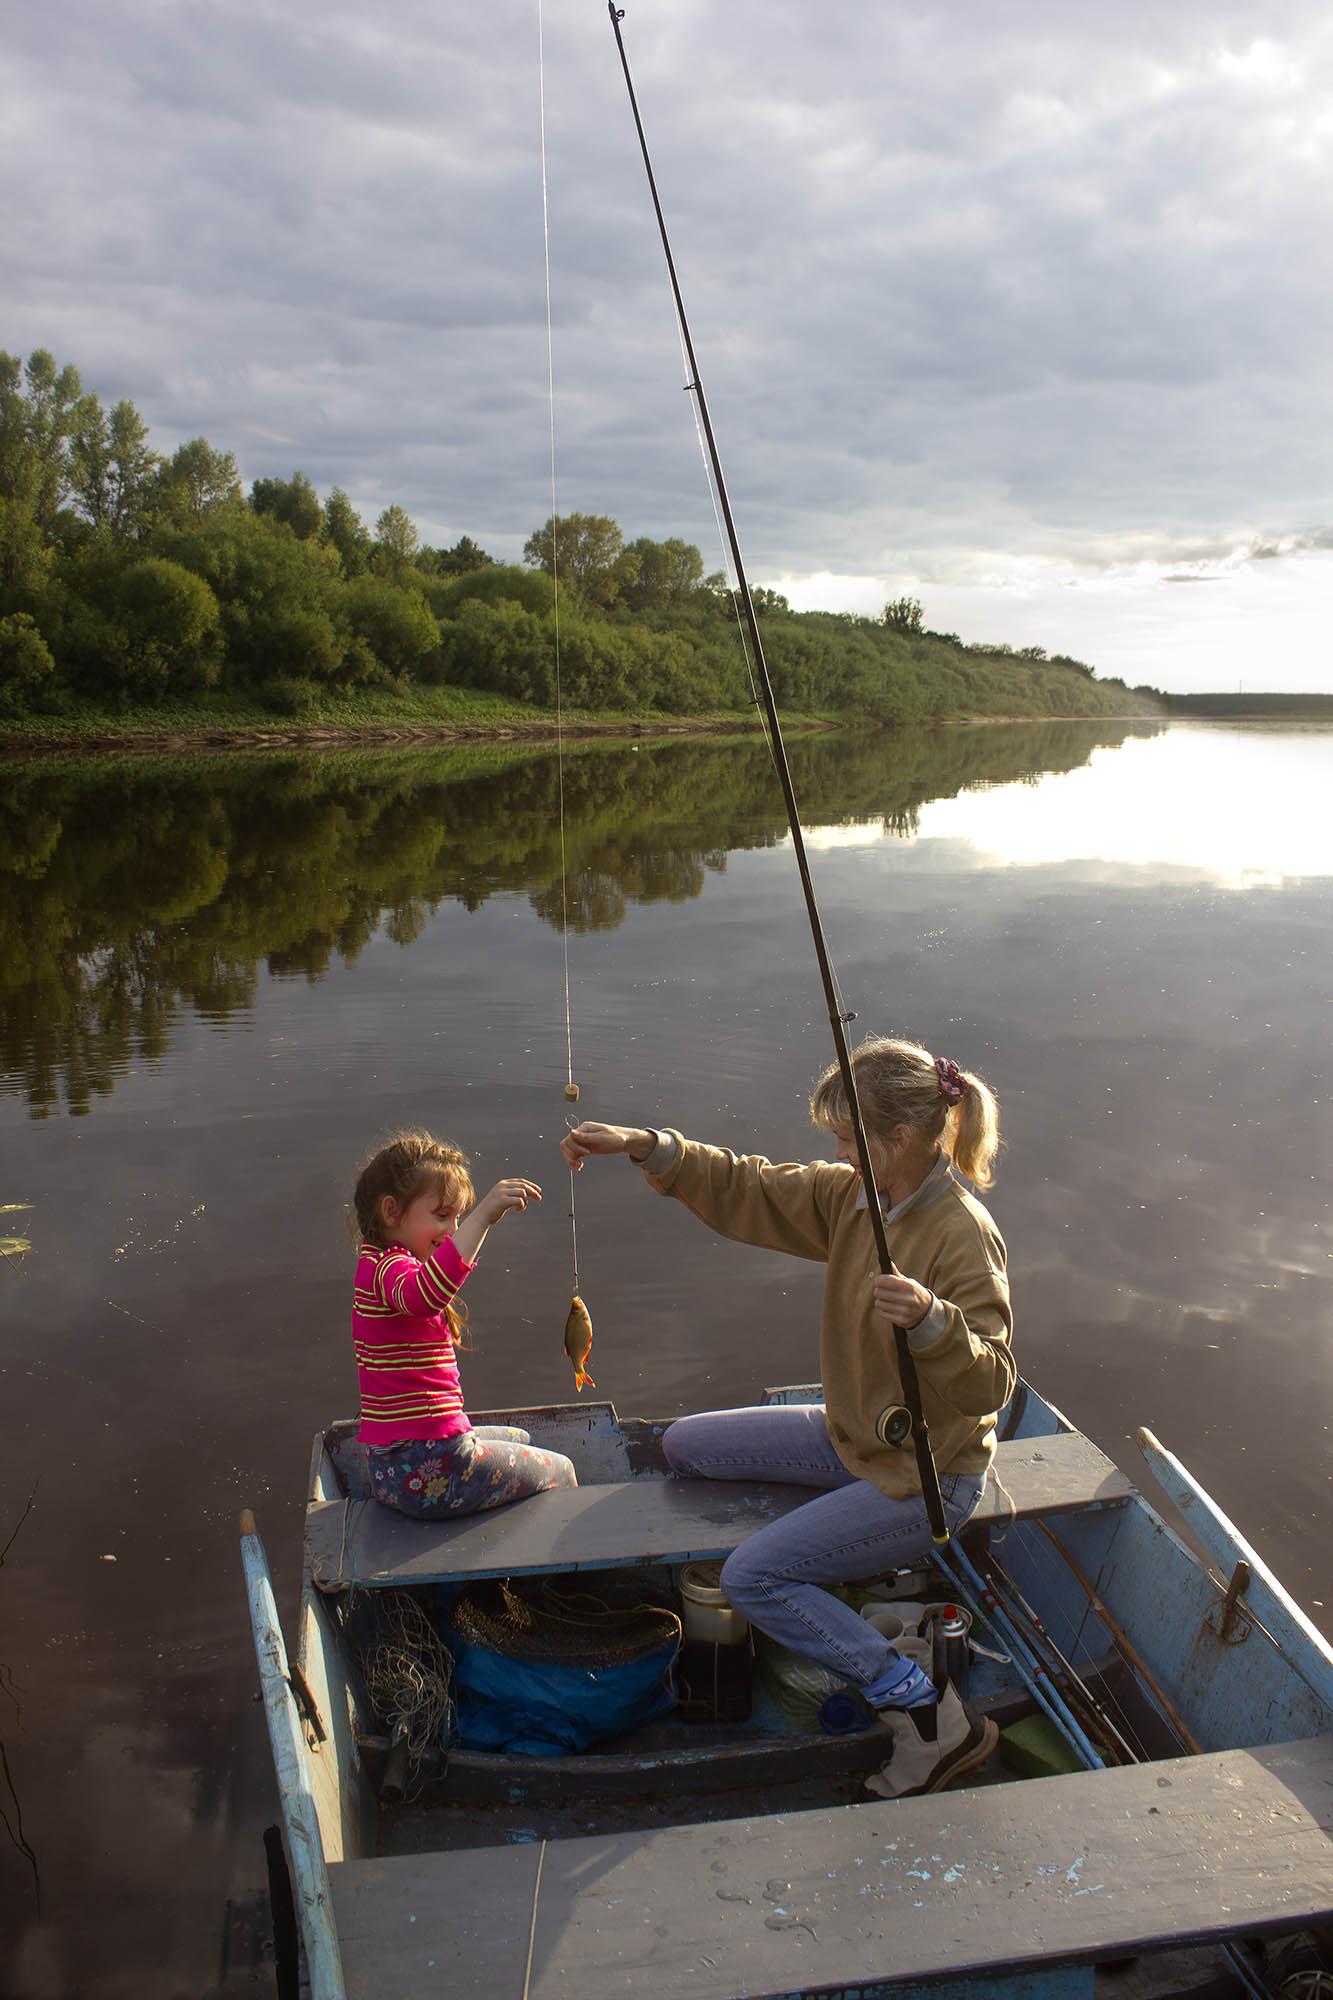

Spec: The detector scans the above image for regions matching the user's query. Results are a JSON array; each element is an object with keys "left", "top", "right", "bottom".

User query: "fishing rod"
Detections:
[
  {"left": 606, "top": 2, "right": 946, "bottom": 1540},
  {"left": 983, "top": 1551, "right": 1141, "bottom": 1764},
  {"left": 936, "top": 1543, "right": 1106, "bottom": 1770},
  {"left": 937, "top": 1536, "right": 1272, "bottom": 2000},
  {"left": 1035, "top": 1519, "right": 1201, "bottom": 1754}
]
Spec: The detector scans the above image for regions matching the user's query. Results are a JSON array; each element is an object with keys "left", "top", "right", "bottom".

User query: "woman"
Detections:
[{"left": 560, "top": 1035, "right": 1015, "bottom": 1797}]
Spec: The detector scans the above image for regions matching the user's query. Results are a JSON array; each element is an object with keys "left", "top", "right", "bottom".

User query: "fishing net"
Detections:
[
  {"left": 356, "top": 1589, "right": 455, "bottom": 1789},
  {"left": 453, "top": 1575, "right": 681, "bottom": 1666}
]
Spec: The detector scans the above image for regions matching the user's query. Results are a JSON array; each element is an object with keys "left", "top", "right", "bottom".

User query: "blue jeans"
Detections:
[{"left": 663, "top": 1404, "right": 985, "bottom": 1699}]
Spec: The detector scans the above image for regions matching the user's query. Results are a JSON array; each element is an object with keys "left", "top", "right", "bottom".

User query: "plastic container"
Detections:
[
  {"left": 676, "top": 1562, "right": 751, "bottom": 1722},
  {"left": 679, "top": 1561, "right": 749, "bottom": 1646},
  {"left": 862, "top": 1568, "right": 948, "bottom": 1603},
  {"left": 817, "top": 1690, "right": 875, "bottom": 1735},
  {"left": 753, "top": 1634, "right": 851, "bottom": 1731},
  {"left": 860, "top": 1601, "right": 930, "bottom": 1640},
  {"left": 886, "top": 1635, "right": 934, "bottom": 1675}
]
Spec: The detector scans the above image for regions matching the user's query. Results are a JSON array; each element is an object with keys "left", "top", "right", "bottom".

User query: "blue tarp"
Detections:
[{"left": 450, "top": 1633, "right": 679, "bottom": 1757}]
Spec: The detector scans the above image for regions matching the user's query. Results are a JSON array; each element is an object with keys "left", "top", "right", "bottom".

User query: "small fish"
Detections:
[{"left": 563, "top": 1293, "right": 595, "bottom": 1391}]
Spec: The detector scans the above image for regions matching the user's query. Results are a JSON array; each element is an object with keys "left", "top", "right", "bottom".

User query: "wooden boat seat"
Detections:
[
  {"left": 305, "top": 1430, "right": 1133, "bottom": 1592},
  {"left": 325, "top": 1734, "right": 1333, "bottom": 2000}
]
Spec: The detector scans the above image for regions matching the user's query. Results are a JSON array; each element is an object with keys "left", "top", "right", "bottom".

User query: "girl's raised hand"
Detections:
[
  {"left": 475, "top": 1176, "right": 542, "bottom": 1223},
  {"left": 560, "top": 1122, "right": 652, "bottom": 1170},
  {"left": 453, "top": 1177, "right": 541, "bottom": 1265}
]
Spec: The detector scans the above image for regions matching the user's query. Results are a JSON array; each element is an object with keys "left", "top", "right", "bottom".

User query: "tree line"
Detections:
[{"left": 0, "top": 345, "right": 1160, "bottom": 723}]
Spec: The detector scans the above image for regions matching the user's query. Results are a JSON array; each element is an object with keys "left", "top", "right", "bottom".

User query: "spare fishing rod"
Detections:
[
  {"left": 606, "top": 2, "right": 947, "bottom": 1541},
  {"left": 935, "top": 1542, "right": 1106, "bottom": 1770},
  {"left": 936, "top": 1537, "right": 1273, "bottom": 2000},
  {"left": 982, "top": 1548, "right": 1143, "bottom": 1764}
]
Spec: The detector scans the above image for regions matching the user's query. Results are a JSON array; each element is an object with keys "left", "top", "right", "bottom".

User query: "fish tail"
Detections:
[{"left": 574, "top": 1363, "right": 595, "bottom": 1391}]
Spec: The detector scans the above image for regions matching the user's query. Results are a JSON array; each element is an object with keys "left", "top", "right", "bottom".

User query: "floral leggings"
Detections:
[{"left": 367, "top": 1425, "right": 578, "bottom": 1520}]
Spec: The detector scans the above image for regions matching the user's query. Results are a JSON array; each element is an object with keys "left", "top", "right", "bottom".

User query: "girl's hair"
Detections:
[
  {"left": 809, "top": 1035, "right": 1002, "bottom": 1189},
  {"left": 352, "top": 1131, "right": 475, "bottom": 1336}
]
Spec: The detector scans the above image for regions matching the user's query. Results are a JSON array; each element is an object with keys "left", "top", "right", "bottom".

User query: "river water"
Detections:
[{"left": 1, "top": 718, "right": 1329, "bottom": 1996}]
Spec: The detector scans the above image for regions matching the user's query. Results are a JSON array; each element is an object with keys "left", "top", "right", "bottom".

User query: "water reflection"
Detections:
[
  {"left": 1, "top": 714, "right": 1328, "bottom": 2000},
  {"left": 0, "top": 720, "right": 1156, "bottom": 1116},
  {"left": 912, "top": 726, "right": 1333, "bottom": 883}
]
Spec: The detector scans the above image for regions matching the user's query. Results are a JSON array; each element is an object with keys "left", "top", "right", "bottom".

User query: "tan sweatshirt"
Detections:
[{"left": 645, "top": 1133, "right": 1016, "bottom": 1500}]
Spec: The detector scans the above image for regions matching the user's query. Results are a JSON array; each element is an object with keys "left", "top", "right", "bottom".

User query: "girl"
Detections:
[
  {"left": 560, "top": 1036, "right": 1014, "bottom": 1798},
  {"left": 352, "top": 1131, "right": 577, "bottom": 1518}
]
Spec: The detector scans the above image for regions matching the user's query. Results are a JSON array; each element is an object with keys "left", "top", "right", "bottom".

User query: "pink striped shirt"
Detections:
[{"left": 352, "top": 1236, "right": 476, "bottom": 1447}]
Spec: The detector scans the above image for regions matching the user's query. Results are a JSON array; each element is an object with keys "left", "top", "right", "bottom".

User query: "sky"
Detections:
[{"left": 4, "top": 0, "right": 1332, "bottom": 694}]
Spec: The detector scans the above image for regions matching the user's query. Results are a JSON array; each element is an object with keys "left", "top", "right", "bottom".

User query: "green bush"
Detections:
[
  {"left": 152, "top": 509, "right": 341, "bottom": 686},
  {"left": 257, "top": 674, "right": 319, "bottom": 715},
  {"left": 57, "top": 552, "right": 222, "bottom": 699},
  {"left": 424, "top": 563, "right": 555, "bottom": 619},
  {"left": 339, "top": 574, "right": 438, "bottom": 680},
  {"left": 0, "top": 610, "right": 56, "bottom": 711},
  {"left": 437, "top": 598, "right": 553, "bottom": 704}
]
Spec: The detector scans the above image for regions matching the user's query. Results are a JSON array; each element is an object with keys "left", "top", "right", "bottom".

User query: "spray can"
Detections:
[{"left": 933, "top": 1604, "right": 971, "bottom": 1696}]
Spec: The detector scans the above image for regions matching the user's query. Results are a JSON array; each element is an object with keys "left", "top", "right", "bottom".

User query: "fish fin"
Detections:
[{"left": 574, "top": 1363, "right": 595, "bottom": 1391}]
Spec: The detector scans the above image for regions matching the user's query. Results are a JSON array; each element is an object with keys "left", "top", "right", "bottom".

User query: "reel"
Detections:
[{"left": 875, "top": 1404, "right": 913, "bottom": 1449}]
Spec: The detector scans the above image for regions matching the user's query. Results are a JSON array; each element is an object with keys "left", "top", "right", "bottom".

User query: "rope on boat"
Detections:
[
  {"left": 538, "top": 0, "right": 581, "bottom": 1302},
  {"left": 521, "top": 1839, "right": 548, "bottom": 2000},
  {"left": 357, "top": 1590, "right": 455, "bottom": 1796}
]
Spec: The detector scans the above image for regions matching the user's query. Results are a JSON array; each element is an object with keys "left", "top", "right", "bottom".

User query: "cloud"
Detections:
[{"left": 4, "top": 0, "right": 1332, "bottom": 688}]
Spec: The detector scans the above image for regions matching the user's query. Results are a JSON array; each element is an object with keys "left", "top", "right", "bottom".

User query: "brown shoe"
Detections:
[{"left": 864, "top": 1682, "right": 999, "bottom": 1799}]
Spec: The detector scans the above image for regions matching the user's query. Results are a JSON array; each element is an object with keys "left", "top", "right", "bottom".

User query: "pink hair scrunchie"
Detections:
[{"left": 935, "top": 1056, "right": 969, "bottom": 1105}]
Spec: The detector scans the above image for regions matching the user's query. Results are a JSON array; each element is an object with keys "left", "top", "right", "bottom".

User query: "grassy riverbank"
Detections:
[
  {"left": 0, "top": 685, "right": 807, "bottom": 753},
  {"left": 0, "top": 680, "right": 1167, "bottom": 757}
]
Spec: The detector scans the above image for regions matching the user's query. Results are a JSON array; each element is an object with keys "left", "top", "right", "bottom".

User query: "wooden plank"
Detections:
[
  {"left": 327, "top": 1735, "right": 1333, "bottom": 2000},
  {"left": 332, "top": 1841, "right": 540, "bottom": 1995},
  {"left": 306, "top": 1432, "right": 1132, "bottom": 1592}
]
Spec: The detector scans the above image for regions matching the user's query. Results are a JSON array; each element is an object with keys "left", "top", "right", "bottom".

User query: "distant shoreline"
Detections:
[
  {"left": 1162, "top": 693, "right": 1333, "bottom": 720},
  {"left": 3, "top": 691, "right": 1327, "bottom": 761}
]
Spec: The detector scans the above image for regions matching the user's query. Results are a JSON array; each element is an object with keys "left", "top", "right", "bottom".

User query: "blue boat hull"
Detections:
[{"left": 241, "top": 1383, "right": 1333, "bottom": 2000}]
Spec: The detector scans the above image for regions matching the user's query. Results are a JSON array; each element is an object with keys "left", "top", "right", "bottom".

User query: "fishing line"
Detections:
[
  {"left": 607, "top": 3, "right": 946, "bottom": 1536},
  {"left": 538, "top": 0, "right": 581, "bottom": 1299}
]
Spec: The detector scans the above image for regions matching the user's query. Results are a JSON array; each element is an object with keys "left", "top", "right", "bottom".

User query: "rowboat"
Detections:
[{"left": 241, "top": 1381, "right": 1333, "bottom": 2000}]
